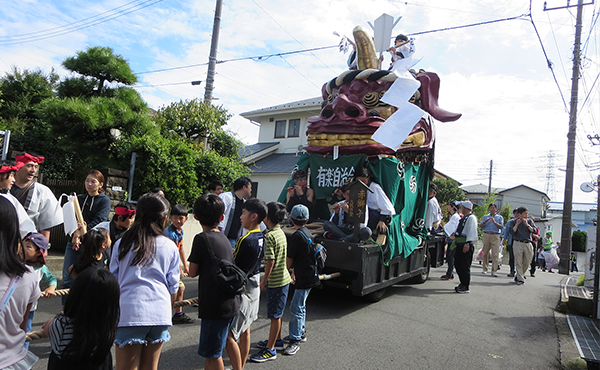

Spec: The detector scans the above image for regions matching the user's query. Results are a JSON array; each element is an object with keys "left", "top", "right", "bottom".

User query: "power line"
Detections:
[
  {"left": 407, "top": 13, "right": 530, "bottom": 36},
  {"left": 0, "top": 0, "right": 165, "bottom": 46}
]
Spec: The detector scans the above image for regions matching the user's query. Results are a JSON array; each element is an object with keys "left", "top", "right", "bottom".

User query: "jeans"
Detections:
[
  {"left": 62, "top": 242, "right": 80, "bottom": 305},
  {"left": 289, "top": 288, "right": 312, "bottom": 341},
  {"left": 24, "top": 310, "right": 35, "bottom": 349},
  {"left": 323, "top": 221, "right": 371, "bottom": 242},
  {"left": 228, "top": 238, "right": 237, "bottom": 250},
  {"left": 445, "top": 245, "right": 455, "bottom": 278}
]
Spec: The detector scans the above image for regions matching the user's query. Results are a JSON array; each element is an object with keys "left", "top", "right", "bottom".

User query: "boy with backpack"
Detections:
[
  {"left": 250, "top": 202, "right": 292, "bottom": 363},
  {"left": 229, "top": 198, "right": 267, "bottom": 368},
  {"left": 188, "top": 194, "right": 241, "bottom": 370},
  {"left": 284, "top": 204, "right": 321, "bottom": 356}
]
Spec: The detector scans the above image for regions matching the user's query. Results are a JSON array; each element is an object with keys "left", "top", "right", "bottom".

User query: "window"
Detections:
[
  {"left": 274, "top": 120, "right": 286, "bottom": 138},
  {"left": 288, "top": 119, "right": 301, "bottom": 137}
]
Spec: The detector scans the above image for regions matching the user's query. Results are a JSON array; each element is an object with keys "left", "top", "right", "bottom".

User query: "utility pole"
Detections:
[
  {"left": 545, "top": 0, "right": 592, "bottom": 274},
  {"left": 204, "top": 0, "right": 223, "bottom": 103},
  {"left": 488, "top": 160, "right": 493, "bottom": 195}
]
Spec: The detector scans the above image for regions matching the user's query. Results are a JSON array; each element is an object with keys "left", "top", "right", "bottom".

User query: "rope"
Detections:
[
  {"left": 41, "top": 288, "right": 69, "bottom": 297},
  {"left": 26, "top": 330, "right": 48, "bottom": 342},
  {"left": 173, "top": 297, "right": 198, "bottom": 309}
]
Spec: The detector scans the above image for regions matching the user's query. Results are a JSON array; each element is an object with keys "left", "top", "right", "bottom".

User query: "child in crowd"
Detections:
[
  {"left": 188, "top": 194, "right": 242, "bottom": 370},
  {"left": 110, "top": 193, "right": 181, "bottom": 370},
  {"left": 284, "top": 205, "right": 321, "bottom": 355},
  {"left": 94, "top": 201, "right": 136, "bottom": 250},
  {"left": 229, "top": 199, "right": 267, "bottom": 369},
  {"left": 43, "top": 268, "right": 119, "bottom": 370},
  {"left": 0, "top": 197, "right": 41, "bottom": 369},
  {"left": 69, "top": 228, "right": 111, "bottom": 279},
  {"left": 250, "top": 202, "right": 292, "bottom": 363},
  {"left": 22, "top": 232, "right": 56, "bottom": 349},
  {"left": 164, "top": 204, "right": 194, "bottom": 324}
]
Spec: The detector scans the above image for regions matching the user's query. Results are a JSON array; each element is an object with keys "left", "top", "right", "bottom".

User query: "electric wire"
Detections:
[{"left": 277, "top": 55, "right": 320, "bottom": 89}]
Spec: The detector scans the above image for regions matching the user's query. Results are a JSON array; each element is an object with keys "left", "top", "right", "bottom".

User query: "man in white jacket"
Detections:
[{"left": 219, "top": 176, "right": 252, "bottom": 249}]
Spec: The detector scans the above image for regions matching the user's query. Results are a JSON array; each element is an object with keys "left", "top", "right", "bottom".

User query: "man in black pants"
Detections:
[{"left": 453, "top": 201, "right": 478, "bottom": 294}]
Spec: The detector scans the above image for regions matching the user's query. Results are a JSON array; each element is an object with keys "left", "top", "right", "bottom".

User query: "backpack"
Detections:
[
  {"left": 297, "top": 229, "right": 327, "bottom": 273},
  {"left": 205, "top": 239, "right": 249, "bottom": 296}
]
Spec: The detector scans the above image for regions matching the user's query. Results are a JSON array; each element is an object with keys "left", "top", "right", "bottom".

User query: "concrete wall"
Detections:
[
  {"left": 253, "top": 173, "right": 290, "bottom": 204},
  {"left": 257, "top": 113, "right": 313, "bottom": 154}
]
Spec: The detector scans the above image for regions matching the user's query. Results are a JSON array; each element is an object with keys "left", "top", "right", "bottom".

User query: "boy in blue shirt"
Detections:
[
  {"left": 229, "top": 198, "right": 267, "bottom": 368},
  {"left": 165, "top": 204, "right": 193, "bottom": 324}
]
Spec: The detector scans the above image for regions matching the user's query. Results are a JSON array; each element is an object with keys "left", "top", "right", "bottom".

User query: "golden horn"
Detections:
[{"left": 353, "top": 26, "right": 379, "bottom": 70}]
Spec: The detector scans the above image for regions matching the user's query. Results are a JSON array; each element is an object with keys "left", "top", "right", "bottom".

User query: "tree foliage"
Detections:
[{"left": 572, "top": 230, "right": 587, "bottom": 253}]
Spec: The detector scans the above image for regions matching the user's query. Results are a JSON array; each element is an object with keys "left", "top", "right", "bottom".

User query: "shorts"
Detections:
[
  {"left": 197, "top": 316, "right": 235, "bottom": 358},
  {"left": 230, "top": 274, "right": 260, "bottom": 340},
  {"left": 114, "top": 326, "right": 170, "bottom": 347},
  {"left": 266, "top": 284, "right": 289, "bottom": 319}
]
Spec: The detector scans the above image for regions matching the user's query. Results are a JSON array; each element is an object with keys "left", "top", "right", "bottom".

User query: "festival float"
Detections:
[{"left": 278, "top": 15, "right": 461, "bottom": 301}]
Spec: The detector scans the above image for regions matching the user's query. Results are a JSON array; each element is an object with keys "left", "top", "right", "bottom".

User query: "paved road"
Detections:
[{"left": 30, "top": 263, "right": 567, "bottom": 370}]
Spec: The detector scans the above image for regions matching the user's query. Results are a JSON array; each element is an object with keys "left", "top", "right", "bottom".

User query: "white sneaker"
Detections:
[
  {"left": 491, "top": 273, "right": 498, "bottom": 277},
  {"left": 482, "top": 271, "right": 488, "bottom": 274}
]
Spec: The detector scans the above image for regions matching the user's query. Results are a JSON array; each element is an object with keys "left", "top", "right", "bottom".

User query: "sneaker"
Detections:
[
  {"left": 249, "top": 348, "right": 277, "bottom": 363},
  {"left": 530, "top": 273, "right": 536, "bottom": 277},
  {"left": 172, "top": 313, "right": 194, "bottom": 324},
  {"left": 283, "top": 342, "right": 300, "bottom": 356},
  {"left": 482, "top": 271, "right": 488, "bottom": 274},
  {"left": 440, "top": 275, "right": 452, "bottom": 280},
  {"left": 283, "top": 333, "right": 306, "bottom": 343},
  {"left": 548, "top": 270, "right": 555, "bottom": 273},
  {"left": 491, "top": 273, "right": 498, "bottom": 277},
  {"left": 516, "top": 280, "right": 525, "bottom": 286},
  {"left": 456, "top": 286, "right": 470, "bottom": 294},
  {"left": 507, "top": 272, "right": 515, "bottom": 277},
  {"left": 257, "top": 339, "right": 284, "bottom": 350}
]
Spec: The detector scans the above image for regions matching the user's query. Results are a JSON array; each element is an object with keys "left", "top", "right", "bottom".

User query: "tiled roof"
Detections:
[
  {"left": 248, "top": 153, "right": 300, "bottom": 174},
  {"left": 239, "top": 142, "right": 279, "bottom": 158},
  {"left": 461, "top": 184, "right": 505, "bottom": 194}
]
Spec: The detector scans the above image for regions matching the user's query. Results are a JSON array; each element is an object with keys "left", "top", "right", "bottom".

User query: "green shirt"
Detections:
[{"left": 263, "top": 224, "right": 292, "bottom": 288}]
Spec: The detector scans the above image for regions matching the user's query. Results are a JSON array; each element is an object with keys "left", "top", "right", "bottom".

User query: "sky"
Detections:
[{"left": 1, "top": 0, "right": 599, "bottom": 203}]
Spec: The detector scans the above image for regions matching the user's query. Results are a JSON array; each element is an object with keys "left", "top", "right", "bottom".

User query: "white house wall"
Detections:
[
  {"left": 252, "top": 173, "right": 291, "bottom": 203},
  {"left": 257, "top": 113, "right": 316, "bottom": 154},
  {"left": 501, "top": 188, "right": 546, "bottom": 218}
]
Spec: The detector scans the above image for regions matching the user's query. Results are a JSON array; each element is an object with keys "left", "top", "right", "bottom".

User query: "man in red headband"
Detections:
[
  {"left": 12, "top": 152, "right": 63, "bottom": 240},
  {"left": 94, "top": 201, "right": 136, "bottom": 260},
  {"left": 0, "top": 160, "right": 37, "bottom": 238}
]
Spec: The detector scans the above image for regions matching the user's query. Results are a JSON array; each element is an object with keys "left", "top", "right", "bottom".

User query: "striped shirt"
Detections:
[
  {"left": 49, "top": 315, "right": 74, "bottom": 358},
  {"left": 263, "top": 224, "right": 292, "bottom": 288}
]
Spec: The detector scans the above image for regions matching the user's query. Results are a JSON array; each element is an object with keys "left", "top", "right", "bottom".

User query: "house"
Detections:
[
  {"left": 461, "top": 183, "right": 551, "bottom": 219},
  {"left": 240, "top": 97, "right": 462, "bottom": 203}
]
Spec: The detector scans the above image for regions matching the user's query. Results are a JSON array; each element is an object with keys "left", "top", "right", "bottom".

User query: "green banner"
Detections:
[{"left": 309, "top": 154, "right": 367, "bottom": 200}]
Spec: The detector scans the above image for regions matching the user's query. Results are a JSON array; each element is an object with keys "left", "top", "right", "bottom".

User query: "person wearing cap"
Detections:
[
  {"left": 0, "top": 160, "right": 37, "bottom": 238},
  {"left": 440, "top": 201, "right": 462, "bottom": 280},
  {"left": 479, "top": 204, "right": 504, "bottom": 277},
  {"left": 284, "top": 205, "right": 321, "bottom": 356},
  {"left": 453, "top": 201, "right": 478, "bottom": 294},
  {"left": 508, "top": 206, "right": 536, "bottom": 285},
  {"left": 285, "top": 169, "right": 314, "bottom": 214},
  {"left": 22, "top": 232, "right": 57, "bottom": 349},
  {"left": 11, "top": 152, "right": 63, "bottom": 240},
  {"left": 425, "top": 183, "right": 443, "bottom": 234}
]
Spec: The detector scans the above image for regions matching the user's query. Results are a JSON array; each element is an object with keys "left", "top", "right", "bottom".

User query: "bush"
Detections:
[{"left": 572, "top": 230, "right": 587, "bottom": 252}]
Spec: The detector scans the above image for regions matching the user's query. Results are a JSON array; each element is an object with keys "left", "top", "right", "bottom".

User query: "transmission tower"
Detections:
[{"left": 542, "top": 150, "right": 557, "bottom": 199}]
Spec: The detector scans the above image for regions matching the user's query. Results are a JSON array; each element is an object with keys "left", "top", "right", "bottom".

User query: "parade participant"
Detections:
[
  {"left": 425, "top": 183, "right": 443, "bottom": 234},
  {"left": 219, "top": 176, "right": 253, "bottom": 249},
  {"left": 323, "top": 183, "right": 372, "bottom": 242},
  {"left": 250, "top": 202, "right": 292, "bottom": 363},
  {"left": 188, "top": 194, "right": 241, "bottom": 370},
  {"left": 69, "top": 228, "right": 111, "bottom": 279},
  {"left": 0, "top": 161, "right": 37, "bottom": 238},
  {"left": 502, "top": 209, "right": 518, "bottom": 277},
  {"left": 61, "top": 170, "right": 111, "bottom": 305},
  {"left": 284, "top": 205, "right": 321, "bottom": 355},
  {"left": 208, "top": 180, "right": 224, "bottom": 195},
  {"left": 479, "top": 204, "right": 504, "bottom": 277},
  {"left": 110, "top": 193, "right": 180, "bottom": 370},
  {"left": 229, "top": 199, "right": 266, "bottom": 367},
  {"left": 11, "top": 152, "right": 62, "bottom": 240},
  {"left": 453, "top": 201, "right": 477, "bottom": 294},
  {"left": 285, "top": 169, "right": 314, "bottom": 213},
  {"left": 354, "top": 167, "right": 395, "bottom": 234},
  {"left": 509, "top": 206, "right": 536, "bottom": 285},
  {"left": 94, "top": 201, "right": 136, "bottom": 248},
  {"left": 164, "top": 204, "right": 194, "bottom": 325},
  {"left": 43, "top": 268, "right": 119, "bottom": 370},
  {"left": 440, "top": 201, "right": 461, "bottom": 280},
  {"left": 22, "top": 232, "right": 56, "bottom": 349},
  {"left": 0, "top": 197, "right": 40, "bottom": 370}
]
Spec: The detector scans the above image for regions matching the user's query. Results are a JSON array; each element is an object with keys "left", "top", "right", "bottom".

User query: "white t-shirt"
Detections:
[
  {"left": 0, "top": 266, "right": 41, "bottom": 368},
  {"left": 1, "top": 193, "right": 37, "bottom": 239}
]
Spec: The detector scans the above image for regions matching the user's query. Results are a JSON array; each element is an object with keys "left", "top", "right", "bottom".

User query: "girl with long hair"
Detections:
[
  {"left": 43, "top": 268, "right": 119, "bottom": 370},
  {"left": 0, "top": 196, "right": 41, "bottom": 369},
  {"left": 69, "top": 228, "right": 111, "bottom": 279},
  {"left": 110, "top": 193, "right": 181, "bottom": 370}
]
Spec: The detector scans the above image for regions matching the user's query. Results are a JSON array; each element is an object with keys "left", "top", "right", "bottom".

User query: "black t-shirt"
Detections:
[
  {"left": 227, "top": 196, "right": 245, "bottom": 239},
  {"left": 188, "top": 231, "right": 240, "bottom": 319},
  {"left": 233, "top": 230, "right": 265, "bottom": 276},
  {"left": 287, "top": 227, "right": 320, "bottom": 290}
]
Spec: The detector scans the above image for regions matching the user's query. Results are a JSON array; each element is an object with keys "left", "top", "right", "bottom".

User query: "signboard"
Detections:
[
  {"left": 346, "top": 180, "right": 372, "bottom": 224},
  {"left": 309, "top": 154, "right": 367, "bottom": 199}
]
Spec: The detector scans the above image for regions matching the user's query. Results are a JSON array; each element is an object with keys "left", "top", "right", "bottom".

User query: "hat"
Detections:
[
  {"left": 460, "top": 201, "right": 473, "bottom": 210},
  {"left": 290, "top": 204, "right": 309, "bottom": 221},
  {"left": 24, "top": 233, "right": 49, "bottom": 265}
]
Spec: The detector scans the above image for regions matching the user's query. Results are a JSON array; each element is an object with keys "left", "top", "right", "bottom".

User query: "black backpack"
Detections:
[
  {"left": 205, "top": 241, "right": 250, "bottom": 296},
  {"left": 297, "top": 229, "right": 327, "bottom": 273}
]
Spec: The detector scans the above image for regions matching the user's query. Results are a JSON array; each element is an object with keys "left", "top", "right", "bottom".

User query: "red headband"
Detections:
[
  {"left": 115, "top": 206, "right": 136, "bottom": 216},
  {"left": 0, "top": 165, "right": 18, "bottom": 174},
  {"left": 15, "top": 153, "right": 45, "bottom": 164}
]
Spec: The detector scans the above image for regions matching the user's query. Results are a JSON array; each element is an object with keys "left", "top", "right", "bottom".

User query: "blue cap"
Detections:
[{"left": 290, "top": 204, "right": 309, "bottom": 221}]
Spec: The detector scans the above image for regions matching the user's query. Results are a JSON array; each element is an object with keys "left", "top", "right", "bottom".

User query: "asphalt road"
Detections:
[{"left": 29, "top": 262, "right": 566, "bottom": 370}]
